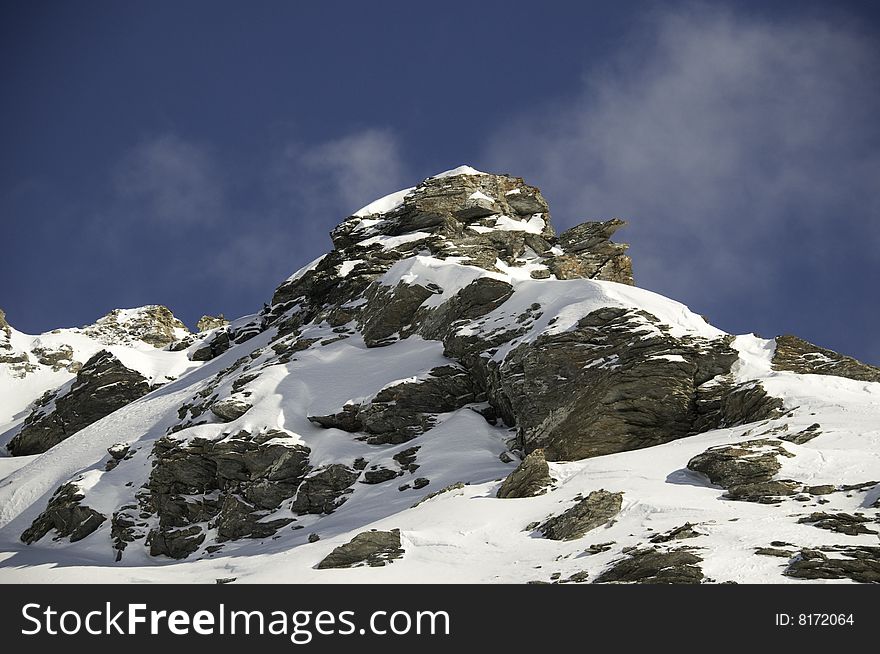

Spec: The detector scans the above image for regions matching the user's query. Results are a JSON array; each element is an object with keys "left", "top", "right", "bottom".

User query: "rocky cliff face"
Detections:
[{"left": 2, "top": 167, "right": 878, "bottom": 585}]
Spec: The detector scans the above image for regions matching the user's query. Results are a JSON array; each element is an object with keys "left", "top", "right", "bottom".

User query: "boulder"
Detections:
[
  {"left": 496, "top": 449, "right": 554, "bottom": 498},
  {"left": 316, "top": 529, "right": 404, "bottom": 569},
  {"left": 596, "top": 547, "right": 704, "bottom": 584},
  {"left": 197, "top": 314, "right": 229, "bottom": 332},
  {"left": 539, "top": 490, "right": 623, "bottom": 541},
  {"left": 21, "top": 483, "right": 106, "bottom": 544},
  {"left": 291, "top": 465, "right": 360, "bottom": 514},
  {"left": 686, "top": 439, "right": 803, "bottom": 503}
]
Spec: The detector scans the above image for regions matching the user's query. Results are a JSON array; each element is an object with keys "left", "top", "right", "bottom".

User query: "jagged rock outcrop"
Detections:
[
  {"left": 145, "top": 430, "right": 311, "bottom": 558},
  {"left": 8, "top": 350, "right": 153, "bottom": 455},
  {"left": 784, "top": 547, "right": 880, "bottom": 583},
  {"left": 0, "top": 308, "right": 37, "bottom": 377},
  {"left": 686, "top": 439, "right": 800, "bottom": 502},
  {"left": 21, "top": 483, "right": 106, "bottom": 544},
  {"left": 197, "top": 314, "right": 229, "bottom": 332},
  {"left": 83, "top": 306, "right": 188, "bottom": 348},
  {"left": 772, "top": 334, "right": 880, "bottom": 382},
  {"left": 290, "top": 464, "right": 360, "bottom": 514},
  {"left": 310, "top": 365, "right": 482, "bottom": 444},
  {"left": 475, "top": 308, "right": 740, "bottom": 460},
  {"left": 595, "top": 547, "right": 704, "bottom": 584},
  {"left": 496, "top": 449, "right": 554, "bottom": 498},
  {"left": 316, "top": 529, "right": 404, "bottom": 569},
  {"left": 539, "top": 490, "right": 623, "bottom": 540}
]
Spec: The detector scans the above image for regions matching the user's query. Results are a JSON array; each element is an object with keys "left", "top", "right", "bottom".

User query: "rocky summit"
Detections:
[{"left": 1, "top": 166, "right": 878, "bottom": 584}]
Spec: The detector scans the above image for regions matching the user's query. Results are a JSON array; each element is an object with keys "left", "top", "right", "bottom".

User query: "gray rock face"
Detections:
[
  {"left": 687, "top": 439, "right": 799, "bottom": 503},
  {"left": 551, "top": 219, "right": 633, "bottom": 284},
  {"left": 784, "top": 547, "right": 880, "bottom": 583},
  {"left": 291, "top": 465, "right": 360, "bottom": 514},
  {"left": 146, "top": 430, "right": 311, "bottom": 558},
  {"left": 8, "top": 350, "right": 152, "bottom": 456},
  {"left": 197, "top": 314, "right": 229, "bottom": 332},
  {"left": 773, "top": 334, "right": 880, "bottom": 382},
  {"left": 595, "top": 547, "right": 704, "bottom": 584},
  {"left": 539, "top": 490, "right": 623, "bottom": 540},
  {"left": 84, "top": 305, "right": 188, "bottom": 348},
  {"left": 649, "top": 523, "right": 702, "bottom": 543},
  {"left": 310, "top": 366, "right": 482, "bottom": 444},
  {"left": 210, "top": 397, "right": 252, "bottom": 422},
  {"left": 21, "top": 483, "right": 106, "bottom": 544},
  {"left": 496, "top": 449, "right": 553, "bottom": 498},
  {"left": 797, "top": 512, "right": 878, "bottom": 536},
  {"left": 479, "top": 308, "right": 739, "bottom": 460},
  {"left": 316, "top": 529, "right": 404, "bottom": 569}
]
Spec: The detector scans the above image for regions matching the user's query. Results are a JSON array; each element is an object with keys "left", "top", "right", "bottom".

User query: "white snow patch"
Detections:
[{"left": 353, "top": 187, "right": 415, "bottom": 217}]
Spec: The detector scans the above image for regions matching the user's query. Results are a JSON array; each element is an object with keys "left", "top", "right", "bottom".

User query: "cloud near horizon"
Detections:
[{"left": 483, "top": 6, "right": 880, "bottom": 314}]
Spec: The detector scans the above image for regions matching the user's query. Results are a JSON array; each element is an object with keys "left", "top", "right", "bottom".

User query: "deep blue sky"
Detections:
[{"left": 3, "top": 0, "right": 879, "bottom": 364}]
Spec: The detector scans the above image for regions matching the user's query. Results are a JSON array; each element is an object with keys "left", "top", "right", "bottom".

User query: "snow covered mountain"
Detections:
[{"left": 1, "top": 166, "right": 877, "bottom": 584}]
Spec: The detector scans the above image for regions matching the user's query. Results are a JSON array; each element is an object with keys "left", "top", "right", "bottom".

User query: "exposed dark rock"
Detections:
[
  {"left": 21, "top": 483, "right": 106, "bottom": 544},
  {"left": 359, "top": 282, "right": 434, "bottom": 347},
  {"left": 649, "top": 523, "right": 702, "bottom": 543},
  {"left": 780, "top": 423, "right": 822, "bottom": 445},
  {"left": 392, "top": 446, "right": 420, "bottom": 472},
  {"left": 487, "top": 307, "right": 739, "bottom": 460},
  {"left": 595, "top": 547, "right": 704, "bottom": 584},
  {"left": 190, "top": 331, "right": 231, "bottom": 362},
  {"left": 539, "top": 490, "right": 623, "bottom": 541},
  {"left": 149, "top": 526, "right": 205, "bottom": 559},
  {"left": 686, "top": 439, "right": 793, "bottom": 490},
  {"left": 496, "top": 449, "right": 553, "bottom": 498},
  {"left": 552, "top": 219, "right": 633, "bottom": 285},
  {"left": 773, "top": 334, "right": 880, "bottom": 383},
  {"left": 755, "top": 547, "right": 795, "bottom": 558},
  {"left": 412, "top": 477, "right": 429, "bottom": 489},
  {"left": 316, "top": 529, "right": 404, "bottom": 569},
  {"left": 291, "top": 464, "right": 360, "bottom": 514},
  {"left": 215, "top": 494, "right": 293, "bottom": 541},
  {"left": 362, "top": 468, "right": 400, "bottom": 484},
  {"left": 111, "top": 508, "right": 139, "bottom": 560},
  {"left": 197, "top": 314, "right": 229, "bottom": 332},
  {"left": 784, "top": 547, "right": 880, "bottom": 583},
  {"left": 797, "top": 512, "right": 878, "bottom": 536},
  {"left": 31, "top": 344, "right": 78, "bottom": 371},
  {"left": 805, "top": 484, "right": 837, "bottom": 496},
  {"left": 418, "top": 278, "right": 514, "bottom": 341},
  {"left": 310, "top": 365, "right": 481, "bottom": 444},
  {"left": 725, "top": 480, "right": 800, "bottom": 503},
  {"left": 146, "top": 430, "right": 311, "bottom": 555},
  {"left": 8, "top": 350, "right": 152, "bottom": 455},
  {"left": 210, "top": 397, "right": 252, "bottom": 422},
  {"left": 82, "top": 306, "right": 189, "bottom": 349},
  {"left": 411, "top": 482, "right": 467, "bottom": 507}
]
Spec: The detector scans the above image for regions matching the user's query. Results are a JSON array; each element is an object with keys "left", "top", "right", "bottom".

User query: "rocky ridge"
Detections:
[{"left": 2, "top": 166, "right": 879, "bottom": 585}]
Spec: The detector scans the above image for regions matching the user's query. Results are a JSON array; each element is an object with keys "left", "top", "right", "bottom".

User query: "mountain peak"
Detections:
[
  {"left": 271, "top": 172, "right": 632, "bottom": 312},
  {"left": 85, "top": 305, "right": 190, "bottom": 348}
]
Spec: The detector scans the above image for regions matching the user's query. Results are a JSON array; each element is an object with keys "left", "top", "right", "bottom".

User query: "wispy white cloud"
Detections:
[
  {"left": 484, "top": 5, "right": 880, "bottom": 306},
  {"left": 275, "top": 127, "right": 407, "bottom": 217},
  {"left": 201, "top": 128, "right": 409, "bottom": 289},
  {"left": 112, "top": 134, "right": 223, "bottom": 227}
]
